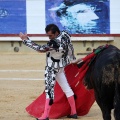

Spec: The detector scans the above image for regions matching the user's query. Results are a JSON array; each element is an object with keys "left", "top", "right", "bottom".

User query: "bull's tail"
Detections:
[{"left": 114, "top": 50, "right": 120, "bottom": 120}]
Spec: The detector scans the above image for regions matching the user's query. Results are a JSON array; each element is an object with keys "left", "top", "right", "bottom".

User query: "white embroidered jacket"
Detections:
[{"left": 23, "top": 31, "right": 76, "bottom": 69}]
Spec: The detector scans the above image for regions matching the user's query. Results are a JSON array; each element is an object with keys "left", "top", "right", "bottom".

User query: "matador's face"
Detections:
[{"left": 47, "top": 31, "right": 59, "bottom": 40}]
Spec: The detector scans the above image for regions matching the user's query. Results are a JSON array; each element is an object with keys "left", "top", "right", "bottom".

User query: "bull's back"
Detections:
[{"left": 93, "top": 45, "right": 120, "bottom": 85}]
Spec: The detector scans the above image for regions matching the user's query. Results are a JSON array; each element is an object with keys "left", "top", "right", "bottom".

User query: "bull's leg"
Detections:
[
  {"left": 114, "top": 106, "right": 120, "bottom": 120},
  {"left": 99, "top": 104, "right": 111, "bottom": 120},
  {"left": 95, "top": 94, "right": 112, "bottom": 120},
  {"left": 102, "top": 108, "right": 111, "bottom": 120},
  {"left": 114, "top": 84, "right": 120, "bottom": 120},
  {"left": 113, "top": 63, "right": 120, "bottom": 120}
]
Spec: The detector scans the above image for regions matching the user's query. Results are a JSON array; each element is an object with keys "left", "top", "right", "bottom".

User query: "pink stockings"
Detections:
[
  {"left": 67, "top": 95, "right": 77, "bottom": 115},
  {"left": 38, "top": 95, "right": 76, "bottom": 119},
  {"left": 38, "top": 99, "right": 51, "bottom": 120}
]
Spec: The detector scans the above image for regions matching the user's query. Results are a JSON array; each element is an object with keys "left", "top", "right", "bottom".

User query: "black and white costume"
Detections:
[{"left": 23, "top": 31, "right": 76, "bottom": 101}]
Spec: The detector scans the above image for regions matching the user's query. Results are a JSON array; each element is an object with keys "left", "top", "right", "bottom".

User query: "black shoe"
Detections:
[
  {"left": 36, "top": 117, "right": 49, "bottom": 120},
  {"left": 67, "top": 114, "right": 78, "bottom": 119}
]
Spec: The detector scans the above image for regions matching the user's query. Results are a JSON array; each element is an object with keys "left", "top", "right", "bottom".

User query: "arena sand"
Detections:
[{"left": 0, "top": 53, "right": 114, "bottom": 120}]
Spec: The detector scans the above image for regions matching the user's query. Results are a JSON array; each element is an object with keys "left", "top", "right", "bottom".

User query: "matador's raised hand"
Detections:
[{"left": 19, "top": 32, "right": 28, "bottom": 41}]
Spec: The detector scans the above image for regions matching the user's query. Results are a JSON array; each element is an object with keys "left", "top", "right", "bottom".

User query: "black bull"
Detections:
[{"left": 83, "top": 45, "right": 120, "bottom": 120}]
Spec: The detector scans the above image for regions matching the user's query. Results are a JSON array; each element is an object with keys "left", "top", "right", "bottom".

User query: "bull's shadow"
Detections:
[{"left": 83, "top": 45, "right": 120, "bottom": 120}]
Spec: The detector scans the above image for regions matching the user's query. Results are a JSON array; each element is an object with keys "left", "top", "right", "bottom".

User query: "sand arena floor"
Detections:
[{"left": 0, "top": 53, "right": 114, "bottom": 120}]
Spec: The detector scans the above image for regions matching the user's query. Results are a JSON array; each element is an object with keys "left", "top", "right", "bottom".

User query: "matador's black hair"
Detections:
[{"left": 45, "top": 24, "right": 60, "bottom": 34}]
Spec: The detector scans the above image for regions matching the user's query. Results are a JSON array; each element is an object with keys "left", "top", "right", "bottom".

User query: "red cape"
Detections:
[{"left": 26, "top": 64, "right": 95, "bottom": 119}]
